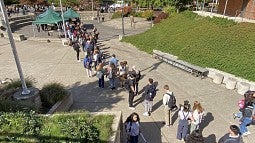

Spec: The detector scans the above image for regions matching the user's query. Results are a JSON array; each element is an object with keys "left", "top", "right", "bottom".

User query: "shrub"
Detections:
[
  {"left": 111, "top": 11, "right": 122, "bottom": 19},
  {"left": 142, "top": 10, "right": 154, "bottom": 20},
  {"left": 163, "top": 6, "right": 177, "bottom": 16},
  {"left": 0, "top": 100, "right": 36, "bottom": 112},
  {"left": 4, "top": 78, "right": 34, "bottom": 90},
  {"left": 153, "top": 12, "right": 169, "bottom": 24},
  {"left": 39, "top": 83, "right": 68, "bottom": 108}
]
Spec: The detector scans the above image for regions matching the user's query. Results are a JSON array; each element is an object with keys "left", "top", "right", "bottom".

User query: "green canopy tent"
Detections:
[
  {"left": 63, "top": 8, "right": 80, "bottom": 19},
  {"left": 37, "top": 8, "right": 60, "bottom": 20},
  {"left": 32, "top": 10, "right": 64, "bottom": 37}
]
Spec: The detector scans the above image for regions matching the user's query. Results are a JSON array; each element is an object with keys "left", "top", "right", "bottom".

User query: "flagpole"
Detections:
[{"left": 0, "top": 0, "right": 30, "bottom": 95}]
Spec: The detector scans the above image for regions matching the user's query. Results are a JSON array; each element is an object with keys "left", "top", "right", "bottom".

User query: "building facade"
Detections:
[{"left": 218, "top": 0, "right": 255, "bottom": 19}]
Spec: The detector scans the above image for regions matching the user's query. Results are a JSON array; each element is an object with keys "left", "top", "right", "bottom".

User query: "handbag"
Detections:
[{"left": 96, "top": 71, "right": 103, "bottom": 78}]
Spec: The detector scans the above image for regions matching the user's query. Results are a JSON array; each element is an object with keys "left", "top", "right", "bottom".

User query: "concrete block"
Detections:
[
  {"left": 225, "top": 77, "right": 237, "bottom": 90},
  {"left": 237, "top": 82, "right": 250, "bottom": 95},
  {"left": 212, "top": 73, "right": 223, "bottom": 84}
]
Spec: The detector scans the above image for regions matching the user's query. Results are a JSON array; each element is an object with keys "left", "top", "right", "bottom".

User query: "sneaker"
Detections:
[
  {"left": 246, "top": 131, "right": 251, "bottom": 135},
  {"left": 129, "top": 107, "right": 135, "bottom": 110},
  {"left": 181, "top": 139, "right": 184, "bottom": 141},
  {"left": 242, "top": 132, "right": 248, "bottom": 137},
  {"left": 77, "top": 60, "right": 81, "bottom": 62},
  {"left": 143, "top": 112, "right": 149, "bottom": 116}
]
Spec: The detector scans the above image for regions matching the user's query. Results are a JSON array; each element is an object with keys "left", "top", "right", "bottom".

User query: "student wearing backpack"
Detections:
[
  {"left": 125, "top": 112, "right": 140, "bottom": 143},
  {"left": 163, "top": 85, "right": 176, "bottom": 127},
  {"left": 218, "top": 125, "right": 243, "bottom": 143},
  {"left": 176, "top": 104, "right": 194, "bottom": 141},
  {"left": 143, "top": 78, "right": 156, "bottom": 116}
]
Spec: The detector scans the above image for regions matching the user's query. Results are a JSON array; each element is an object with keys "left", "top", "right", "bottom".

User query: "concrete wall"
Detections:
[{"left": 47, "top": 93, "right": 73, "bottom": 114}]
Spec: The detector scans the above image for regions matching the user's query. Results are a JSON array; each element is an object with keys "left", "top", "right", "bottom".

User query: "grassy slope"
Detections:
[{"left": 123, "top": 11, "right": 255, "bottom": 81}]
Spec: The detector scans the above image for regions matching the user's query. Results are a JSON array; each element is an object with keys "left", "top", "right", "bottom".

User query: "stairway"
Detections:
[{"left": 9, "top": 15, "right": 35, "bottom": 32}]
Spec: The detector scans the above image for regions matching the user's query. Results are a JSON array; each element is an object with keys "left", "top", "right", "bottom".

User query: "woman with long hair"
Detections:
[
  {"left": 125, "top": 112, "right": 140, "bottom": 143},
  {"left": 190, "top": 101, "right": 205, "bottom": 133}
]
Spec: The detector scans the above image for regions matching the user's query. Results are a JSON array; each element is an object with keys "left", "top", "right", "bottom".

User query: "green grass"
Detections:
[{"left": 122, "top": 11, "right": 255, "bottom": 81}]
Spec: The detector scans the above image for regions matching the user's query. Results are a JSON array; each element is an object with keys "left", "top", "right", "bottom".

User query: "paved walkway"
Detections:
[{"left": 0, "top": 17, "right": 254, "bottom": 143}]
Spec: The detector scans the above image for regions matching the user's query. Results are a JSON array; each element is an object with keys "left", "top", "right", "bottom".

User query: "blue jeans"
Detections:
[
  {"left": 177, "top": 119, "right": 189, "bottom": 140},
  {"left": 109, "top": 78, "right": 115, "bottom": 88},
  {"left": 239, "top": 117, "right": 252, "bottom": 134}
]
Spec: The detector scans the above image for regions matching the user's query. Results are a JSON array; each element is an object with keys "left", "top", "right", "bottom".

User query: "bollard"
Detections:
[
  {"left": 212, "top": 73, "right": 224, "bottom": 84},
  {"left": 225, "top": 77, "right": 237, "bottom": 90},
  {"left": 237, "top": 82, "right": 250, "bottom": 95}
]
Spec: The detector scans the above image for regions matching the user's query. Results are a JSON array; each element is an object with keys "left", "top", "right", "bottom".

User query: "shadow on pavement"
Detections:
[
  {"left": 140, "top": 61, "right": 164, "bottom": 73},
  {"left": 204, "top": 134, "right": 216, "bottom": 143},
  {"left": 200, "top": 112, "right": 214, "bottom": 132},
  {"left": 122, "top": 121, "right": 164, "bottom": 143}
]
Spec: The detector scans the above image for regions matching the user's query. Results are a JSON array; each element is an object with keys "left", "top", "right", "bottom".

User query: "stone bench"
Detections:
[
  {"left": 1, "top": 31, "right": 26, "bottom": 41},
  {"left": 153, "top": 50, "right": 209, "bottom": 78}
]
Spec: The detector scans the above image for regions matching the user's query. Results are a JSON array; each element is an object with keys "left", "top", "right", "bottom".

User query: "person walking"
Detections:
[
  {"left": 162, "top": 85, "right": 176, "bottom": 127},
  {"left": 176, "top": 104, "right": 194, "bottom": 141},
  {"left": 125, "top": 112, "right": 140, "bottom": 143},
  {"left": 143, "top": 78, "right": 156, "bottom": 116},
  {"left": 218, "top": 125, "right": 243, "bottom": 143},
  {"left": 83, "top": 55, "right": 92, "bottom": 77},
  {"left": 190, "top": 101, "right": 205, "bottom": 133}
]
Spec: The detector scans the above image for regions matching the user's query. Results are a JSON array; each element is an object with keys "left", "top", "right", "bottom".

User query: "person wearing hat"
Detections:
[{"left": 218, "top": 125, "right": 243, "bottom": 143}]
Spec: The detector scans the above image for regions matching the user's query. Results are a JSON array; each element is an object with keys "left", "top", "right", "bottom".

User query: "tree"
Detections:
[
  {"left": 19, "top": 0, "right": 46, "bottom": 5},
  {"left": 4, "top": 0, "right": 19, "bottom": 5}
]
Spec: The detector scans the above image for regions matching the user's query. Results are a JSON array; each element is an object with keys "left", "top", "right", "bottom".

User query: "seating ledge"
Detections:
[{"left": 153, "top": 49, "right": 208, "bottom": 78}]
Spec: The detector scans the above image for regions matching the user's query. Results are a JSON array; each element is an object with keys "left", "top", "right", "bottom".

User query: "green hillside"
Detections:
[{"left": 122, "top": 11, "right": 255, "bottom": 81}]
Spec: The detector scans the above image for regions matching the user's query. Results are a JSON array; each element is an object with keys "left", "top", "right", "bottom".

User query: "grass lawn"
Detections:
[{"left": 122, "top": 11, "right": 255, "bottom": 82}]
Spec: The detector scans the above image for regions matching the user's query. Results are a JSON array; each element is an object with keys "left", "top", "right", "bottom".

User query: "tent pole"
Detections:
[{"left": 60, "top": 0, "right": 67, "bottom": 38}]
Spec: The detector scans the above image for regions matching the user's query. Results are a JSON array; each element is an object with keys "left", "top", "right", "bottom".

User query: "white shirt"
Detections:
[
  {"left": 178, "top": 110, "right": 192, "bottom": 120},
  {"left": 192, "top": 109, "right": 204, "bottom": 125},
  {"left": 163, "top": 91, "right": 173, "bottom": 107}
]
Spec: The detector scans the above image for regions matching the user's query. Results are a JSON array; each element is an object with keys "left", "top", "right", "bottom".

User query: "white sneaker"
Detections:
[
  {"left": 77, "top": 60, "right": 81, "bottom": 62},
  {"left": 129, "top": 107, "right": 135, "bottom": 110},
  {"left": 143, "top": 112, "right": 149, "bottom": 116},
  {"left": 246, "top": 131, "right": 251, "bottom": 135}
]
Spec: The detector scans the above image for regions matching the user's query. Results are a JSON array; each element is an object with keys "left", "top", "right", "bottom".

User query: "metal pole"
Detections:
[
  {"left": 211, "top": 0, "right": 215, "bottom": 13},
  {"left": 0, "top": 0, "right": 30, "bottom": 95},
  {"left": 223, "top": 0, "right": 229, "bottom": 16},
  {"left": 92, "top": 0, "right": 94, "bottom": 18},
  {"left": 60, "top": 0, "right": 67, "bottom": 38},
  {"left": 121, "top": 0, "right": 124, "bottom": 35}
]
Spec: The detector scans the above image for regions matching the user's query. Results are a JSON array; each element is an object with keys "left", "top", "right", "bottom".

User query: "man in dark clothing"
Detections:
[
  {"left": 126, "top": 74, "right": 136, "bottom": 110},
  {"left": 218, "top": 125, "right": 244, "bottom": 143},
  {"left": 72, "top": 42, "right": 80, "bottom": 62}
]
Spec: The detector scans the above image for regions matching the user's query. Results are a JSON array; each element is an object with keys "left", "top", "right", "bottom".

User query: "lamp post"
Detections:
[
  {"left": 60, "top": 0, "right": 67, "bottom": 38},
  {"left": 121, "top": 0, "right": 124, "bottom": 36},
  {"left": 0, "top": 0, "right": 30, "bottom": 95}
]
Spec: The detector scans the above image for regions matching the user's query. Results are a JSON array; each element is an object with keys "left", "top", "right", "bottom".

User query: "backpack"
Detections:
[
  {"left": 147, "top": 84, "right": 156, "bottom": 100},
  {"left": 242, "top": 106, "right": 253, "bottom": 118},
  {"left": 166, "top": 92, "right": 177, "bottom": 110},
  {"left": 238, "top": 99, "right": 245, "bottom": 109}
]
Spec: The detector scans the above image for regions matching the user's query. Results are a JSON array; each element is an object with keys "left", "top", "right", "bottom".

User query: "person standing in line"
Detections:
[
  {"left": 127, "top": 74, "right": 136, "bottom": 110},
  {"left": 143, "top": 78, "right": 156, "bottom": 116},
  {"left": 109, "top": 54, "right": 118, "bottom": 67},
  {"left": 218, "top": 125, "right": 243, "bottom": 143},
  {"left": 131, "top": 66, "right": 140, "bottom": 95},
  {"left": 176, "top": 104, "right": 194, "bottom": 141},
  {"left": 96, "top": 63, "right": 105, "bottom": 88},
  {"left": 107, "top": 63, "right": 117, "bottom": 90},
  {"left": 83, "top": 55, "right": 92, "bottom": 77},
  {"left": 190, "top": 101, "right": 205, "bottom": 133},
  {"left": 125, "top": 112, "right": 140, "bottom": 143},
  {"left": 162, "top": 85, "right": 175, "bottom": 127},
  {"left": 72, "top": 41, "right": 81, "bottom": 62},
  {"left": 186, "top": 129, "right": 205, "bottom": 143}
]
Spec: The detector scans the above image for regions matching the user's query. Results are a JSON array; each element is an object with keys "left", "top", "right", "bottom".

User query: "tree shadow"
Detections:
[{"left": 140, "top": 61, "right": 164, "bottom": 73}]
